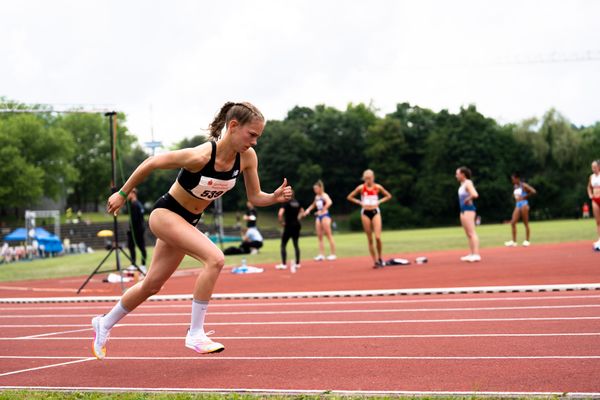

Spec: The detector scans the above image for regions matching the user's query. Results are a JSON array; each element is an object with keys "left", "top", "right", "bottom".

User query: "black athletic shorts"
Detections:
[
  {"left": 153, "top": 193, "right": 203, "bottom": 226},
  {"left": 361, "top": 208, "right": 379, "bottom": 220}
]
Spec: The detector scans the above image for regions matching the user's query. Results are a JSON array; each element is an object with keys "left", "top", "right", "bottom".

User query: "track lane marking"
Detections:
[
  {"left": 3, "top": 315, "right": 600, "bottom": 328},
  {"left": 2, "top": 355, "right": 600, "bottom": 360},
  {"left": 2, "top": 304, "right": 600, "bottom": 318},
  {"left": 0, "top": 357, "right": 94, "bottom": 378},
  {"left": 2, "top": 293, "right": 600, "bottom": 311},
  {"left": 17, "top": 328, "right": 93, "bottom": 339},
  {"left": 2, "top": 332, "right": 600, "bottom": 340}
]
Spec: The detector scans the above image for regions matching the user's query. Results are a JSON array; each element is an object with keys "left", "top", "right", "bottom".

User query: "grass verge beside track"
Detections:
[
  {"left": 0, "top": 391, "right": 564, "bottom": 400},
  {"left": 0, "top": 219, "right": 595, "bottom": 282}
]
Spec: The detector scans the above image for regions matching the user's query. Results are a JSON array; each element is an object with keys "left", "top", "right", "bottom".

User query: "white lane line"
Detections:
[
  {"left": 3, "top": 294, "right": 600, "bottom": 311},
  {"left": 2, "top": 316, "right": 600, "bottom": 329},
  {"left": 3, "top": 304, "right": 600, "bottom": 318},
  {"left": 0, "top": 357, "right": 94, "bottom": 378},
  {"left": 2, "top": 355, "right": 599, "bottom": 361},
  {"left": 2, "top": 332, "right": 600, "bottom": 340},
  {"left": 2, "top": 283, "right": 600, "bottom": 303},
  {"left": 0, "top": 386, "right": 598, "bottom": 398},
  {"left": 17, "top": 328, "right": 93, "bottom": 339}
]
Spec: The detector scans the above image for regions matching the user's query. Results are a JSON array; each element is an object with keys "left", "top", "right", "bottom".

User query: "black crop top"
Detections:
[{"left": 176, "top": 141, "right": 241, "bottom": 201}]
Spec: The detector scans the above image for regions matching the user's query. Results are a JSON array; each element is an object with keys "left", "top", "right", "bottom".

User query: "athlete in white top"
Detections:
[
  {"left": 456, "top": 166, "right": 481, "bottom": 262},
  {"left": 347, "top": 169, "right": 392, "bottom": 268},
  {"left": 504, "top": 172, "right": 536, "bottom": 247},
  {"left": 587, "top": 160, "right": 600, "bottom": 249},
  {"left": 304, "top": 180, "right": 336, "bottom": 261}
]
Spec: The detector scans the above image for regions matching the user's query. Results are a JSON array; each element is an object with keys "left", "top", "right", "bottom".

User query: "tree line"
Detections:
[{"left": 1, "top": 97, "right": 599, "bottom": 229}]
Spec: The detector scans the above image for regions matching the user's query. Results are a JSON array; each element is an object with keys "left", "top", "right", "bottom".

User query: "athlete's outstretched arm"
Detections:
[
  {"left": 522, "top": 182, "right": 536, "bottom": 197},
  {"left": 304, "top": 200, "right": 316, "bottom": 216},
  {"left": 107, "top": 145, "right": 209, "bottom": 215},
  {"left": 346, "top": 185, "right": 363, "bottom": 206},
  {"left": 242, "top": 148, "right": 292, "bottom": 206},
  {"left": 377, "top": 184, "right": 393, "bottom": 205}
]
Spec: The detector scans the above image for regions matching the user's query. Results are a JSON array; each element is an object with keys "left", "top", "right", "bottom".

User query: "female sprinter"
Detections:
[
  {"left": 456, "top": 166, "right": 481, "bottom": 262},
  {"left": 303, "top": 180, "right": 336, "bottom": 261},
  {"left": 504, "top": 172, "right": 537, "bottom": 247},
  {"left": 346, "top": 169, "right": 392, "bottom": 268},
  {"left": 587, "top": 160, "right": 600, "bottom": 250},
  {"left": 93, "top": 102, "right": 292, "bottom": 359}
]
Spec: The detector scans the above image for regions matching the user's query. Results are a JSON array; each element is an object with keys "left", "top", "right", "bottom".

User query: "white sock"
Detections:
[
  {"left": 189, "top": 299, "right": 209, "bottom": 336},
  {"left": 101, "top": 301, "right": 130, "bottom": 330}
]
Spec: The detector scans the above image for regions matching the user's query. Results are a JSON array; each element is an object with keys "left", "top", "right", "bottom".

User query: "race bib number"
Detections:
[{"left": 191, "top": 176, "right": 236, "bottom": 200}]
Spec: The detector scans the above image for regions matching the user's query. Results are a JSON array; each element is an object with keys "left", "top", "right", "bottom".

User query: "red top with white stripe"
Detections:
[{"left": 361, "top": 184, "right": 379, "bottom": 207}]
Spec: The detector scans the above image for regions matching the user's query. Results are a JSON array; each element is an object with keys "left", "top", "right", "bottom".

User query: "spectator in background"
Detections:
[
  {"left": 223, "top": 227, "right": 264, "bottom": 255},
  {"left": 127, "top": 188, "right": 147, "bottom": 272},
  {"left": 276, "top": 197, "right": 304, "bottom": 271},
  {"left": 240, "top": 226, "right": 263, "bottom": 254},
  {"left": 244, "top": 201, "right": 258, "bottom": 229},
  {"left": 583, "top": 202, "right": 590, "bottom": 219}
]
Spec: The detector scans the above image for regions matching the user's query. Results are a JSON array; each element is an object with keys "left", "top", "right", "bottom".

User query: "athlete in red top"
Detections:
[{"left": 347, "top": 169, "right": 392, "bottom": 268}]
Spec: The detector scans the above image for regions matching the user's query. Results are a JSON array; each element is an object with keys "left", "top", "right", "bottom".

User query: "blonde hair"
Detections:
[{"left": 208, "top": 102, "right": 264, "bottom": 140}]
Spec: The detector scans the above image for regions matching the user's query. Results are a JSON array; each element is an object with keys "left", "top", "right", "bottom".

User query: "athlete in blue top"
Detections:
[
  {"left": 95, "top": 102, "right": 292, "bottom": 359},
  {"left": 504, "top": 172, "right": 536, "bottom": 247},
  {"left": 456, "top": 166, "right": 481, "bottom": 262}
]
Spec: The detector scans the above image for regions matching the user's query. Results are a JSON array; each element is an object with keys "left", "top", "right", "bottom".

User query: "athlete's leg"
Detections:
[
  {"left": 280, "top": 229, "right": 291, "bottom": 265},
  {"left": 510, "top": 207, "right": 520, "bottom": 242},
  {"left": 521, "top": 204, "right": 531, "bottom": 241},
  {"left": 361, "top": 214, "right": 376, "bottom": 262},
  {"left": 372, "top": 213, "right": 383, "bottom": 260},
  {"left": 149, "top": 212, "right": 225, "bottom": 301},
  {"left": 315, "top": 218, "right": 325, "bottom": 256},
  {"left": 460, "top": 211, "right": 479, "bottom": 255},
  {"left": 593, "top": 201, "right": 600, "bottom": 239},
  {"left": 292, "top": 227, "right": 301, "bottom": 265},
  {"left": 321, "top": 217, "right": 336, "bottom": 256},
  {"left": 120, "top": 238, "right": 185, "bottom": 312}
]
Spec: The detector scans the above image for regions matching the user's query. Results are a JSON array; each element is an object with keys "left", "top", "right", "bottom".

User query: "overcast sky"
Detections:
[{"left": 2, "top": 0, "right": 599, "bottom": 148}]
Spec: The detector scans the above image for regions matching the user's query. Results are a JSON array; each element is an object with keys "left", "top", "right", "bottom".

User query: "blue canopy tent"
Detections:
[{"left": 3, "top": 227, "right": 63, "bottom": 253}]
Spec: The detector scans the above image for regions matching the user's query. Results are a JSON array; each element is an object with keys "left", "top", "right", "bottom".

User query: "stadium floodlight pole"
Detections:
[{"left": 77, "top": 111, "right": 145, "bottom": 294}]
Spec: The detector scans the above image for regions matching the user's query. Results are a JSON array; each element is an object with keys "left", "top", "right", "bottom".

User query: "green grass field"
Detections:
[{"left": 0, "top": 219, "right": 595, "bottom": 283}]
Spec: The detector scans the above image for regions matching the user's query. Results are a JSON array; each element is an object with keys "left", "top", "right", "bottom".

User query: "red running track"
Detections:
[
  {"left": 0, "top": 241, "right": 598, "bottom": 298},
  {"left": 1, "top": 291, "right": 600, "bottom": 395}
]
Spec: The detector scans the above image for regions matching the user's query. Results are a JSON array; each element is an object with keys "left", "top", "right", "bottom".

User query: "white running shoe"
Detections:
[
  {"left": 522, "top": 240, "right": 530, "bottom": 247},
  {"left": 504, "top": 240, "right": 517, "bottom": 247},
  {"left": 290, "top": 264, "right": 297, "bottom": 273},
  {"left": 275, "top": 264, "right": 287, "bottom": 270},
  {"left": 185, "top": 330, "right": 225, "bottom": 354},
  {"left": 326, "top": 254, "right": 337, "bottom": 261},
  {"left": 314, "top": 254, "right": 325, "bottom": 261},
  {"left": 460, "top": 254, "right": 472, "bottom": 262},
  {"left": 292, "top": 263, "right": 301, "bottom": 269},
  {"left": 91, "top": 315, "right": 110, "bottom": 360},
  {"left": 594, "top": 240, "right": 600, "bottom": 251},
  {"left": 468, "top": 254, "right": 482, "bottom": 262}
]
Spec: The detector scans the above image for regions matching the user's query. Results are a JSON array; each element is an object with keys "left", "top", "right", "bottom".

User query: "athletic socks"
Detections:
[
  {"left": 189, "top": 299, "right": 209, "bottom": 337},
  {"left": 101, "top": 300, "right": 130, "bottom": 330}
]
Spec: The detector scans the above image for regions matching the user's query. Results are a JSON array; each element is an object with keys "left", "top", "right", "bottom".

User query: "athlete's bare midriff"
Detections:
[{"left": 168, "top": 181, "right": 213, "bottom": 214}]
